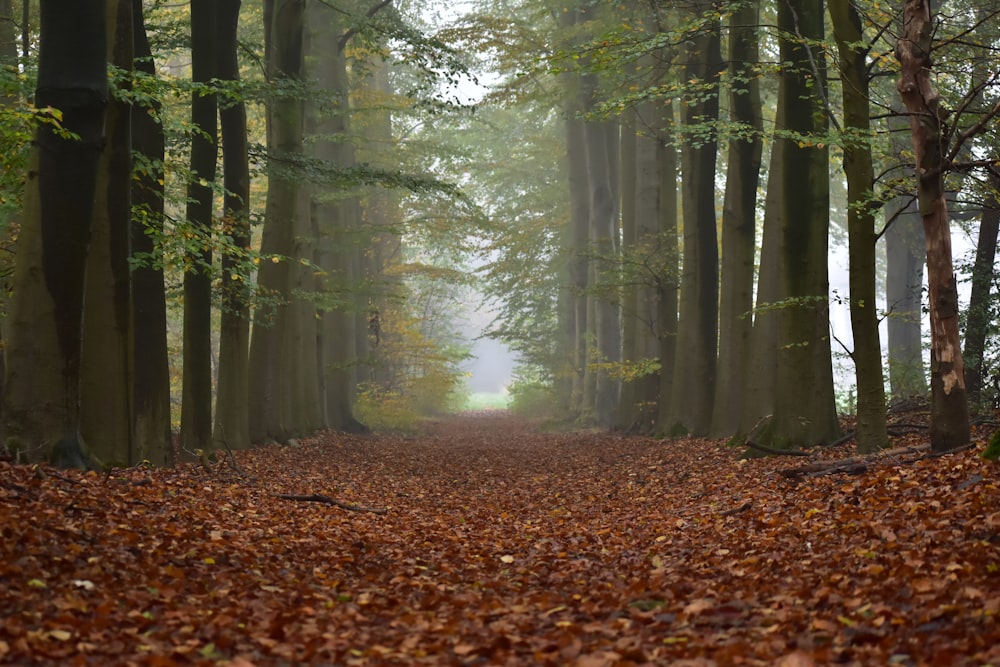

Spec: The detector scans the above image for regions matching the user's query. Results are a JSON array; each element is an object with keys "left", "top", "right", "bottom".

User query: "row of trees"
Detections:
[
  {"left": 460, "top": 0, "right": 1000, "bottom": 454},
  {"left": 0, "top": 0, "right": 479, "bottom": 466},
  {"left": 2, "top": 0, "right": 999, "bottom": 466}
]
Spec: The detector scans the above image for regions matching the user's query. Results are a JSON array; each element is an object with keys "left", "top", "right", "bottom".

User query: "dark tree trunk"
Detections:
[
  {"left": 181, "top": 0, "right": 219, "bottom": 453},
  {"left": 82, "top": 0, "right": 134, "bottom": 465},
  {"left": 129, "top": 0, "right": 172, "bottom": 466},
  {"left": 963, "top": 175, "right": 1000, "bottom": 411},
  {"left": 214, "top": 0, "right": 252, "bottom": 449},
  {"left": 2, "top": 0, "right": 107, "bottom": 464}
]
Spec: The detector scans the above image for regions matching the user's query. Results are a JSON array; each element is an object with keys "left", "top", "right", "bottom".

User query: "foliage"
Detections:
[
  {"left": 1, "top": 414, "right": 998, "bottom": 664},
  {"left": 507, "top": 379, "right": 566, "bottom": 422},
  {"left": 359, "top": 299, "right": 469, "bottom": 432}
]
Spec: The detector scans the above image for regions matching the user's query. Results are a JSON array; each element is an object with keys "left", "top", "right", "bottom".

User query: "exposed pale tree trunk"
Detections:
[
  {"left": 668, "top": 5, "right": 721, "bottom": 436},
  {"left": 829, "top": 0, "right": 887, "bottom": 452},
  {"left": 2, "top": 0, "right": 107, "bottom": 465},
  {"left": 130, "top": 0, "right": 171, "bottom": 466},
  {"left": 897, "top": 0, "right": 970, "bottom": 451},
  {"left": 82, "top": 0, "right": 133, "bottom": 465},
  {"left": 711, "top": 2, "right": 762, "bottom": 438},
  {"left": 181, "top": 0, "right": 218, "bottom": 453},
  {"left": 214, "top": 0, "right": 252, "bottom": 449}
]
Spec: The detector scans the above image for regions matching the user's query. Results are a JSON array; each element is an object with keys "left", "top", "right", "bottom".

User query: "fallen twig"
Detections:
[
  {"left": 275, "top": 493, "right": 388, "bottom": 515},
  {"left": 720, "top": 501, "right": 752, "bottom": 517},
  {"left": 779, "top": 443, "right": 931, "bottom": 479}
]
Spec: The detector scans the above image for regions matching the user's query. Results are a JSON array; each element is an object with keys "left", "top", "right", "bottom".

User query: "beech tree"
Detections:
[{"left": 2, "top": 0, "right": 108, "bottom": 465}]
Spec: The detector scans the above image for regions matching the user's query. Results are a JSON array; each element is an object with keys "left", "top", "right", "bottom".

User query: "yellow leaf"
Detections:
[
  {"left": 202, "top": 557, "right": 216, "bottom": 565},
  {"left": 499, "top": 554, "right": 514, "bottom": 564}
]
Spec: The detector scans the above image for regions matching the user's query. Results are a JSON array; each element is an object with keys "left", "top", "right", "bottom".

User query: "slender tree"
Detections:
[
  {"left": 710, "top": 1, "right": 762, "bottom": 438},
  {"left": 667, "top": 3, "right": 721, "bottom": 435},
  {"left": 829, "top": 0, "right": 887, "bottom": 452},
  {"left": 181, "top": 0, "right": 219, "bottom": 453},
  {"left": 130, "top": 0, "right": 172, "bottom": 466},
  {"left": 214, "top": 0, "right": 252, "bottom": 449}
]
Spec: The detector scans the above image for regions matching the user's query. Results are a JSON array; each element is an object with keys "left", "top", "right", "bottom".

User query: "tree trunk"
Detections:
[
  {"left": 249, "top": 0, "right": 305, "bottom": 442},
  {"left": 655, "top": 106, "right": 678, "bottom": 433},
  {"left": 214, "top": 0, "right": 252, "bottom": 449},
  {"left": 884, "top": 162, "right": 926, "bottom": 399},
  {"left": 711, "top": 2, "right": 762, "bottom": 438},
  {"left": 770, "top": 0, "right": 839, "bottom": 448},
  {"left": 181, "top": 0, "right": 218, "bottom": 453},
  {"left": 668, "top": 7, "right": 720, "bottom": 436},
  {"left": 829, "top": 0, "right": 887, "bottom": 452},
  {"left": 305, "top": 0, "right": 367, "bottom": 433},
  {"left": 963, "top": 174, "right": 1000, "bottom": 411},
  {"left": 2, "top": 0, "right": 107, "bottom": 465},
  {"left": 616, "top": 110, "right": 638, "bottom": 430},
  {"left": 896, "top": 0, "right": 970, "bottom": 451},
  {"left": 82, "top": 0, "right": 133, "bottom": 466},
  {"left": 584, "top": 117, "right": 621, "bottom": 428},
  {"left": 130, "top": 0, "right": 171, "bottom": 466}
]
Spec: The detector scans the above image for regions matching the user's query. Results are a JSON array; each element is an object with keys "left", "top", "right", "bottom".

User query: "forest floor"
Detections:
[{"left": 1, "top": 413, "right": 998, "bottom": 667}]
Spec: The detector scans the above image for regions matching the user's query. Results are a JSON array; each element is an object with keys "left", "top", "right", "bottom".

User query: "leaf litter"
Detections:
[{"left": 0, "top": 413, "right": 997, "bottom": 666}]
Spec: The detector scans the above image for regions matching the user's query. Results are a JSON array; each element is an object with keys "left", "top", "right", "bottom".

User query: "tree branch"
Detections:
[{"left": 338, "top": 0, "right": 393, "bottom": 54}]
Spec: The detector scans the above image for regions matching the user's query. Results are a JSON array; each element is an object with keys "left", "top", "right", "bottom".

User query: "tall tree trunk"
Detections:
[
  {"left": 584, "top": 117, "right": 621, "bottom": 428},
  {"left": 964, "top": 173, "right": 1000, "bottom": 411},
  {"left": 181, "top": 0, "right": 218, "bottom": 453},
  {"left": 740, "top": 131, "right": 782, "bottom": 436},
  {"left": 829, "top": 0, "right": 887, "bottom": 452},
  {"left": 897, "top": 0, "right": 970, "bottom": 451},
  {"left": 249, "top": 0, "right": 305, "bottom": 443},
  {"left": 130, "top": 0, "right": 171, "bottom": 466},
  {"left": 711, "top": 2, "right": 762, "bottom": 438},
  {"left": 655, "top": 105, "right": 678, "bottom": 432},
  {"left": 884, "top": 148, "right": 926, "bottom": 399},
  {"left": 2, "top": 0, "right": 107, "bottom": 465},
  {"left": 770, "top": 0, "right": 839, "bottom": 448},
  {"left": 214, "top": 0, "right": 252, "bottom": 449},
  {"left": 305, "top": 0, "right": 366, "bottom": 433},
  {"left": 82, "top": 0, "right": 133, "bottom": 465},
  {"left": 668, "top": 6, "right": 720, "bottom": 436},
  {"left": 616, "top": 110, "right": 638, "bottom": 430}
]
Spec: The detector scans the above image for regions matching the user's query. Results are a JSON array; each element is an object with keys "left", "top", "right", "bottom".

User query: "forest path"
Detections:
[{"left": 1, "top": 413, "right": 998, "bottom": 666}]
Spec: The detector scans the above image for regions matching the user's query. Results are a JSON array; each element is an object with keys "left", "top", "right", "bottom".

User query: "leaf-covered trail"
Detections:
[{"left": 1, "top": 413, "right": 998, "bottom": 666}]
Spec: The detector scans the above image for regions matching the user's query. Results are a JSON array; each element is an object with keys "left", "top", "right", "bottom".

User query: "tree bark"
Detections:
[
  {"left": 963, "top": 174, "right": 1000, "bottom": 410},
  {"left": 896, "top": 0, "right": 970, "bottom": 451},
  {"left": 711, "top": 2, "right": 762, "bottom": 438},
  {"left": 2, "top": 0, "right": 107, "bottom": 465},
  {"left": 130, "top": 0, "right": 172, "bottom": 466},
  {"left": 668, "top": 6, "right": 720, "bottom": 436},
  {"left": 214, "top": 0, "right": 252, "bottom": 449},
  {"left": 655, "top": 105, "right": 678, "bottom": 433},
  {"left": 829, "top": 0, "right": 888, "bottom": 452},
  {"left": 82, "top": 0, "right": 134, "bottom": 465},
  {"left": 770, "top": 0, "right": 839, "bottom": 448},
  {"left": 181, "top": 0, "right": 219, "bottom": 453}
]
